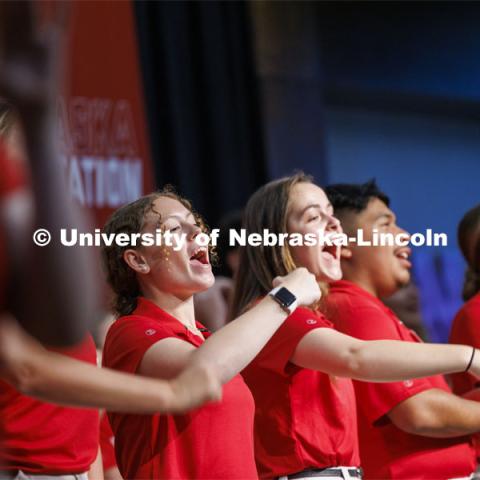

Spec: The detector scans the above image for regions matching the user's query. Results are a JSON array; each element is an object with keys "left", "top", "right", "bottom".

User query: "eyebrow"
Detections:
[
  {"left": 155, "top": 211, "right": 194, "bottom": 228},
  {"left": 375, "top": 212, "right": 395, "bottom": 222},
  {"left": 299, "top": 203, "right": 333, "bottom": 216}
]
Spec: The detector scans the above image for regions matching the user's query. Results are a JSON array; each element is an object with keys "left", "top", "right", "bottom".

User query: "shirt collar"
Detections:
[{"left": 133, "top": 297, "right": 209, "bottom": 336}]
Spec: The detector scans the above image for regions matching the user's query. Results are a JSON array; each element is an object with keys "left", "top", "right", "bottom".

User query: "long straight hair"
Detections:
[
  {"left": 458, "top": 204, "right": 480, "bottom": 301},
  {"left": 230, "top": 173, "right": 315, "bottom": 319}
]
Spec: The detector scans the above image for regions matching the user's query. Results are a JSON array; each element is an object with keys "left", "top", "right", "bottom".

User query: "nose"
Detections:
[
  {"left": 326, "top": 214, "right": 341, "bottom": 233},
  {"left": 395, "top": 224, "right": 410, "bottom": 240},
  {"left": 188, "top": 223, "right": 202, "bottom": 241}
]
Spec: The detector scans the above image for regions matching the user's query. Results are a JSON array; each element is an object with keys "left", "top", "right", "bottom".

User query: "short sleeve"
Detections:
[
  {"left": 254, "top": 307, "right": 333, "bottom": 375},
  {"left": 450, "top": 301, "right": 480, "bottom": 349},
  {"left": 335, "top": 302, "right": 437, "bottom": 424},
  {"left": 102, "top": 315, "right": 178, "bottom": 374},
  {"left": 449, "top": 299, "right": 480, "bottom": 394}
]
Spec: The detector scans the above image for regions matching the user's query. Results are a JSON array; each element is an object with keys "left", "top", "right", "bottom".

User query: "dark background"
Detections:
[{"left": 134, "top": 1, "right": 480, "bottom": 342}]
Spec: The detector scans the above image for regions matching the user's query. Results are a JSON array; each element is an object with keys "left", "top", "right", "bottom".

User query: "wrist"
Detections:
[
  {"left": 268, "top": 286, "right": 298, "bottom": 315},
  {"left": 465, "top": 347, "right": 477, "bottom": 373}
]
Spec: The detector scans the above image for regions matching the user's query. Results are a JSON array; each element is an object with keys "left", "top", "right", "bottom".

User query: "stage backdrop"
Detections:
[{"left": 58, "top": 0, "right": 154, "bottom": 227}]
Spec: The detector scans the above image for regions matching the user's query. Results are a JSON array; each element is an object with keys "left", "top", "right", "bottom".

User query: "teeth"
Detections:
[
  {"left": 191, "top": 247, "right": 206, "bottom": 260},
  {"left": 398, "top": 252, "right": 409, "bottom": 259}
]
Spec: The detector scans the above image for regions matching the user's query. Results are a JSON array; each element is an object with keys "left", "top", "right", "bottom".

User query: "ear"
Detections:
[
  {"left": 340, "top": 246, "right": 353, "bottom": 259},
  {"left": 123, "top": 249, "right": 151, "bottom": 274}
]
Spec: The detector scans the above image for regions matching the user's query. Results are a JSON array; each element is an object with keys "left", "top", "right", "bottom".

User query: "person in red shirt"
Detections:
[
  {"left": 450, "top": 204, "right": 480, "bottom": 466},
  {"left": 0, "top": 2, "right": 222, "bottom": 417},
  {"left": 101, "top": 189, "right": 322, "bottom": 479},
  {"left": 231, "top": 173, "right": 480, "bottom": 480},
  {"left": 99, "top": 412, "right": 123, "bottom": 480},
  {"left": 323, "top": 180, "right": 480, "bottom": 479},
  {"left": 0, "top": 335, "right": 99, "bottom": 479},
  {"left": 0, "top": 109, "right": 223, "bottom": 479},
  {"left": 450, "top": 204, "right": 480, "bottom": 395}
]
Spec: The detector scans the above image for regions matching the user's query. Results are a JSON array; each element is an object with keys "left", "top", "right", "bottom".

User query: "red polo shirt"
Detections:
[
  {"left": 102, "top": 297, "right": 257, "bottom": 479},
  {"left": 99, "top": 411, "right": 117, "bottom": 472},
  {"left": 449, "top": 292, "right": 480, "bottom": 395},
  {"left": 449, "top": 292, "right": 480, "bottom": 459},
  {"left": 0, "top": 334, "right": 99, "bottom": 473},
  {"left": 325, "top": 280, "right": 476, "bottom": 480},
  {"left": 241, "top": 306, "right": 359, "bottom": 479}
]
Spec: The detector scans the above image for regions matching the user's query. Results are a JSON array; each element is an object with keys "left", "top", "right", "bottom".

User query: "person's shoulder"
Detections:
[
  {"left": 324, "top": 285, "right": 374, "bottom": 324},
  {"left": 105, "top": 313, "right": 174, "bottom": 344},
  {"left": 289, "top": 306, "right": 333, "bottom": 328},
  {"left": 462, "top": 293, "right": 480, "bottom": 316}
]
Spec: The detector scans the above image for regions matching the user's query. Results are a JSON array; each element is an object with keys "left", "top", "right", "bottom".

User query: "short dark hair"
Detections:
[{"left": 325, "top": 179, "right": 390, "bottom": 215}]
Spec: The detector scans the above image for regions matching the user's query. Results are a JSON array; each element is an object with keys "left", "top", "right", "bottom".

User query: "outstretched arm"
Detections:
[
  {"left": 0, "top": 316, "right": 220, "bottom": 413},
  {"left": 291, "top": 327, "right": 478, "bottom": 381}
]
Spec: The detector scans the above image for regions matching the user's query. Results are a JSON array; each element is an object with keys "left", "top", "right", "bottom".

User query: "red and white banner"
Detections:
[{"left": 56, "top": 0, "right": 154, "bottom": 227}]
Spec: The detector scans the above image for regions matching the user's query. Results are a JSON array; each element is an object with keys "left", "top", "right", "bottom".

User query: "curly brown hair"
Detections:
[{"left": 102, "top": 186, "right": 215, "bottom": 317}]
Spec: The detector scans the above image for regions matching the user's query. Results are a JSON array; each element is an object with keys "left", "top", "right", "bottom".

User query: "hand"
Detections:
[
  {"left": 272, "top": 267, "right": 321, "bottom": 307},
  {"left": 0, "top": 1, "right": 68, "bottom": 112},
  {"left": 168, "top": 364, "right": 222, "bottom": 413}
]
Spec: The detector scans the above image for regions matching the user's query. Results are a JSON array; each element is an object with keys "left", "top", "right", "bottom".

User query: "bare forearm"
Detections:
[
  {"left": 16, "top": 112, "right": 100, "bottom": 344},
  {"left": 390, "top": 389, "right": 480, "bottom": 438},
  {"left": 350, "top": 341, "right": 474, "bottom": 382},
  {"left": 10, "top": 348, "right": 178, "bottom": 413},
  {"left": 417, "top": 398, "right": 480, "bottom": 438},
  {"left": 189, "top": 295, "right": 288, "bottom": 384}
]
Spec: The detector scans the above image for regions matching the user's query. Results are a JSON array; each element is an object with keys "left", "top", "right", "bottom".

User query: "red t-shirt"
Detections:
[
  {"left": 0, "top": 334, "right": 99, "bottom": 474},
  {"left": 99, "top": 411, "right": 117, "bottom": 472},
  {"left": 241, "top": 306, "right": 359, "bottom": 479},
  {"left": 325, "top": 280, "right": 476, "bottom": 480},
  {"left": 449, "top": 292, "right": 480, "bottom": 460},
  {"left": 449, "top": 292, "right": 480, "bottom": 395},
  {"left": 102, "top": 297, "right": 258, "bottom": 480}
]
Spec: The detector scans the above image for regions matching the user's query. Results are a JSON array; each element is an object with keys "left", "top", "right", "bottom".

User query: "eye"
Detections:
[
  {"left": 162, "top": 221, "right": 181, "bottom": 232},
  {"left": 307, "top": 215, "right": 320, "bottom": 223}
]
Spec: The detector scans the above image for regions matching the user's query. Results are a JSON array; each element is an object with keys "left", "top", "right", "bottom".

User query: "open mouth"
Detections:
[
  {"left": 189, "top": 247, "right": 209, "bottom": 265},
  {"left": 394, "top": 247, "right": 412, "bottom": 267},
  {"left": 322, "top": 244, "right": 338, "bottom": 260}
]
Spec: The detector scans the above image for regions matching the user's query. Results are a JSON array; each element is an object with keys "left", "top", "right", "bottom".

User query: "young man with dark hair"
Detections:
[{"left": 324, "top": 180, "right": 480, "bottom": 479}]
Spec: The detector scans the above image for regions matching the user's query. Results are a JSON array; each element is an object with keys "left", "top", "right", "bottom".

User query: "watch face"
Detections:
[{"left": 275, "top": 287, "right": 296, "bottom": 307}]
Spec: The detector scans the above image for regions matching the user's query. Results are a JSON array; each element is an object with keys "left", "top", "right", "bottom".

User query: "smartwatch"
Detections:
[{"left": 268, "top": 286, "right": 298, "bottom": 315}]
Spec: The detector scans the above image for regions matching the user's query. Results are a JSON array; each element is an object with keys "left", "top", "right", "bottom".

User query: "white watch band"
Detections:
[{"left": 269, "top": 286, "right": 298, "bottom": 315}]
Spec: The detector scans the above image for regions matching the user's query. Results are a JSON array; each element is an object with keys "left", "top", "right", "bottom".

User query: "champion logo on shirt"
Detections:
[
  {"left": 306, "top": 319, "right": 317, "bottom": 325},
  {"left": 145, "top": 329, "right": 157, "bottom": 336},
  {"left": 403, "top": 380, "right": 414, "bottom": 388}
]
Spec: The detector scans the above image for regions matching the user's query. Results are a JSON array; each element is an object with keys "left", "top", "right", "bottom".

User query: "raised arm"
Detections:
[
  {"left": 140, "top": 268, "right": 321, "bottom": 384},
  {"left": 0, "top": 1, "right": 100, "bottom": 345}
]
